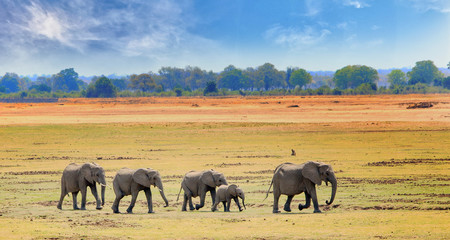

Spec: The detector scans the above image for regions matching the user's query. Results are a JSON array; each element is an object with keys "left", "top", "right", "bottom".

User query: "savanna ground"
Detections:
[{"left": 0, "top": 94, "right": 449, "bottom": 239}]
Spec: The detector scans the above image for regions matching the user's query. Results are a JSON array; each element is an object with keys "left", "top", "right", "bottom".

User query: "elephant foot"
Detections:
[
  {"left": 273, "top": 210, "right": 281, "bottom": 214},
  {"left": 148, "top": 211, "right": 155, "bottom": 214},
  {"left": 96, "top": 206, "right": 103, "bottom": 210},
  {"left": 313, "top": 209, "right": 322, "bottom": 213},
  {"left": 126, "top": 209, "right": 133, "bottom": 214},
  {"left": 80, "top": 207, "right": 86, "bottom": 210},
  {"left": 298, "top": 204, "right": 306, "bottom": 211},
  {"left": 73, "top": 207, "right": 80, "bottom": 210},
  {"left": 195, "top": 204, "right": 202, "bottom": 210},
  {"left": 181, "top": 208, "right": 187, "bottom": 211},
  {"left": 239, "top": 208, "right": 243, "bottom": 212},
  {"left": 283, "top": 206, "right": 292, "bottom": 212},
  {"left": 112, "top": 209, "right": 120, "bottom": 214},
  {"left": 57, "top": 205, "right": 62, "bottom": 210}
]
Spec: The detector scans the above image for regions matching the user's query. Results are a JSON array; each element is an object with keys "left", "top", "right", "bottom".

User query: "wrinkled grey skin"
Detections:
[
  {"left": 177, "top": 170, "right": 228, "bottom": 211},
  {"left": 265, "top": 161, "right": 337, "bottom": 213},
  {"left": 57, "top": 162, "right": 106, "bottom": 210},
  {"left": 211, "top": 184, "right": 246, "bottom": 212},
  {"left": 112, "top": 168, "right": 169, "bottom": 213}
]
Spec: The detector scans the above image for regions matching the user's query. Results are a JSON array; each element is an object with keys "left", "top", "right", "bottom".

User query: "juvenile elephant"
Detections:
[
  {"left": 177, "top": 170, "right": 228, "bottom": 211},
  {"left": 265, "top": 161, "right": 337, "bottom": 213},
  {"left": 211, "top": 184, "right": 246, "bottom": 212},
  {"left": 57, "top": 162, "right": 106, "bottom": 210},
  {"left": 112, "top": 168, "right": 169, "bottom": 213}
]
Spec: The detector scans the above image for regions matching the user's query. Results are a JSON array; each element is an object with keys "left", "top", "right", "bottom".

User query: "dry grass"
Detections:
[{"left": 0, "top": 95, "right": 449, "bottom": 239}]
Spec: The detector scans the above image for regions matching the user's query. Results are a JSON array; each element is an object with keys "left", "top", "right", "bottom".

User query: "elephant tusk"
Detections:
[{"left": 100, "top": 183, "right": 107, "bottom": 187}]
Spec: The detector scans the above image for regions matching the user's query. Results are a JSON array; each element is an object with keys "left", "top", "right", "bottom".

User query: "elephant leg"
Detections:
[
  {"left": 299, "top": 192, "right": 311, "bottom": 211},
  {"left": 211, "top": 200, "right": 219, "bottom": 212},
  {"left": 57, "top": 187, "right": 66, "bottom": 210},
  {"left": 234, "top": 197, "right": 243, "bottom": 212},
  {"left": 210, "top": 188, "right": 216, "bottom": 207},
  {"left": 182, "top": 193, "right": 188, "bottom": 211},
  {"left": 284, "top": 195, "right": 294, "bottom": 212},
  {"left": 89, "top": 184, "right": 102, "bottom": 210},
  {"left": 195, "top": 190, "right": 207, "bottom": 210},
  {"left": 112, "top": 193, "right": 124, "bottom": 214},
  {"left": 273, "top": 188, "right": 281, "bottom": 213},
  {"left": 127, "top": 191, "right": 139, "bottom": 214},
  {"left": 308, "top": 187, "right": 321, "bottom": 213},
  {"left": 72, "top": 192, "right": 80, "bottom": 210},
  {"left": 80, "top": 187, "right": 87, "bottom": 210},
  {"left": 144, "top": 188, "right": 154, "bottom": 213},
  {"left": 223, "top": 201, "right": 227, "bottom": 212},
  {"left": 188, "top": 195, "right": 195, "bottom": 211}
]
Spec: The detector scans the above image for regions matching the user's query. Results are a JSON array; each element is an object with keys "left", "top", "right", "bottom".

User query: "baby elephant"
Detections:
[{"left": 211, "top": 184, "right": 246, "bottom": 212}]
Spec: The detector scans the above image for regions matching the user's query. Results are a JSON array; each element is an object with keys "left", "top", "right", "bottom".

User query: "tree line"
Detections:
[{"left": 1, "top": 60, "right": 449, "bottom": 99}]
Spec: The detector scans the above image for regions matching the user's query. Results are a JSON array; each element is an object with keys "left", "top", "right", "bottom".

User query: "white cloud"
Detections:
[
  {"left": 304, "top": 0, "right": 322, "bottom": 16},
  {"left": 403, "top": 0, "right": 450, "bottom": 13},
  {"left": 341, "top": 0, "right": 370, "bottom": 8},
  {"left": 265, "top": 24, "right": 331, "bottom": 50}
]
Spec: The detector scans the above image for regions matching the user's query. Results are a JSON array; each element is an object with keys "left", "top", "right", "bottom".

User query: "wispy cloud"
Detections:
[
  {"left": 304, "top": 0, "right": 322, "bottom": 16},
  {"left": 264, "top": 24, "right": 331, "bottom": 50},
  {"left": 341, "top": 0, "right": 370, "bottom": 8},
  {"left": 403, "top": 0, "right": 450, "bottom": 13},
  {"left": 0, "top": 0, "right": 215, "bottom": 62}
]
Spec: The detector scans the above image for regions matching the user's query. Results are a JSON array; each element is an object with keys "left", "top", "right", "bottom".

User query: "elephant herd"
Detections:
[{"left": 57, "top": 161, "right": 337, "bottom": 214}]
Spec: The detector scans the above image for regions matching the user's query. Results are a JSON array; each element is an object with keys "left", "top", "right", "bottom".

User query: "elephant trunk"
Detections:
[
  {"left": 326, "top": 176, "right": 337, "bottom": 205},
  {"left": 156, "top": 180, "right": 169, "bottom": 207},
  {"left": 242, "top": 198, "right": 246, "bottom": 210}
]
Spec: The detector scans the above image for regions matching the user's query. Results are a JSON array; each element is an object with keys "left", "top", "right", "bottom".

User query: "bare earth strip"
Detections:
[{"left": 1, "top": 94, "right": 450, "bottom": 124}]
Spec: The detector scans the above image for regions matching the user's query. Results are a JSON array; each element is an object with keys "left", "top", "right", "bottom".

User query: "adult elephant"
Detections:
[
  {"left": 57, "top": 162, "right": 106, "bottom": 210},
  {"left": 177, "top": 170, "right": 228, "bottom": 211},
  {"left": 265, "top": 161, "right": 337, "bottom": 213},
  {"left": 112, "top": 168, "right": 169, "bottom": 213}
]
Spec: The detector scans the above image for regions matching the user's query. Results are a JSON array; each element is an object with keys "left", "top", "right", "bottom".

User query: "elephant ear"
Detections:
[
  {"left": 302, "top": 161, "right": 322, "bottom": 185},
  {"left": 81, "top": 163, "right": 94, "bottom": 184},
  {"left": 132, "top": 168, "right": 151, "bottom": 187},
  {"left": 227, "top": 184, "right": 238, "bottom": 197},
  {"left": 201, "top": 170, "right": 216, "bottom": 188}
]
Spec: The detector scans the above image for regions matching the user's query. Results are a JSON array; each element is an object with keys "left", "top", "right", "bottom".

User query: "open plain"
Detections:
[{"left": 0, "top": 94, "right": 449, "bottom": 239}]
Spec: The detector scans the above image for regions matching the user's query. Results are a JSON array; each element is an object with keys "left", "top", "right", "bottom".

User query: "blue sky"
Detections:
[{"left": 0, "top": 0, "right": 449, "bottom": 76}]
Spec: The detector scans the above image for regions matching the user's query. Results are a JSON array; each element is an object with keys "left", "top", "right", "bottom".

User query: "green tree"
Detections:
[
  {"left": 443, "top": 76, "right": 450, "bottom": 89},
  {"left": 129, "top": 73, "right": 156, "bottom": 92},
  {"left": 333, "top": 65, "right": 378, "bottom": 89},
  {"left": 204, "top": 81, "right": 218, "bottom": 95},
  {"left": 52, "top": 68, "right": 80, "bottom": 92},
  {"left": 0, "top": 73, "right": 21, "bottom": 93},
  {"left": 407, "top": 60, "right": 443, "bottom": 85},
  {"left": 86, "top": 76, "right": 117, "bottom": 98},
  {"left": 289, "top": 68, "right": 312, "bottom": 89},
  {"left": 256, "top": 63, "right": 286, "bottom": 90},
  {"left": 218, "top": 65, "right": 248, "bottom": 90},
  {"left": 387, "top": 69, "right": 407, "bottom": 87},
  {"left": 29, "top": 83, "right": 51, "bottom": 92}
]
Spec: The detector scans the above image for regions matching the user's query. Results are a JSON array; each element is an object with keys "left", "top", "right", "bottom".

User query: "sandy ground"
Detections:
[{"left": 1, "top": 94, "right": 449, "bottom": 125}]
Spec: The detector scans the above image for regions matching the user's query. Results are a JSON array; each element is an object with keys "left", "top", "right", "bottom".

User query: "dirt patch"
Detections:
[
  {"left": 206, "top": 162, "right": 256, "bottom": 168},
  {"left": 406, "top": 102, "right": 435, "bottom": 109},
  {"left": 71, "top": 218, "right": 140, "bottom": 228},
  {"left": 5, "top": 170, "right": 61, "bottom": 175},
  {"left": 368, "top": 158, "right": 450, "bottom": 167},
  {"left": 244, "top": 169, "right": 273, "bottom": 174},
  {"left": 339, "top": 177, "right": 414, "bottom": 185}
]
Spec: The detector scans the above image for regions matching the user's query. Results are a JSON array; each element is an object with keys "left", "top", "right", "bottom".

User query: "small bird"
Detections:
[{"left": 291, "top": 149, "right": 296, "bottom": 156}]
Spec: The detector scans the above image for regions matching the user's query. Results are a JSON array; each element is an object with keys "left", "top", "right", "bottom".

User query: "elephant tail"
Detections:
[
  {"left": 263, "top": 179, "right": 274, "bottom": 201},
  {"left": 176, "top": 185, "right": 183, "bottom": 202}
]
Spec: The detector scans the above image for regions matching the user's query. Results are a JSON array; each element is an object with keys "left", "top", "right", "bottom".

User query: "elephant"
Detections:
[
  {"left": 265, "top": 161, "right": 337, "bottom": 213},
  {"left": 177, "top": 170, "right": 228, "bottom": 211},
  {"left": 211, "top": 184, "right": 246, "bottom": 212},
  {"left": 57, "top": 162, "right": 106, "bottom": 210},
  {"left": 112, "top": 168, "right": 169, "bottom": 213}
]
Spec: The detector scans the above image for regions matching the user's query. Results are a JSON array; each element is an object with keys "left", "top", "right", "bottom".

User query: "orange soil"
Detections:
[{"left": 1, "top": 94, "right": 449, "bottom": 125}]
